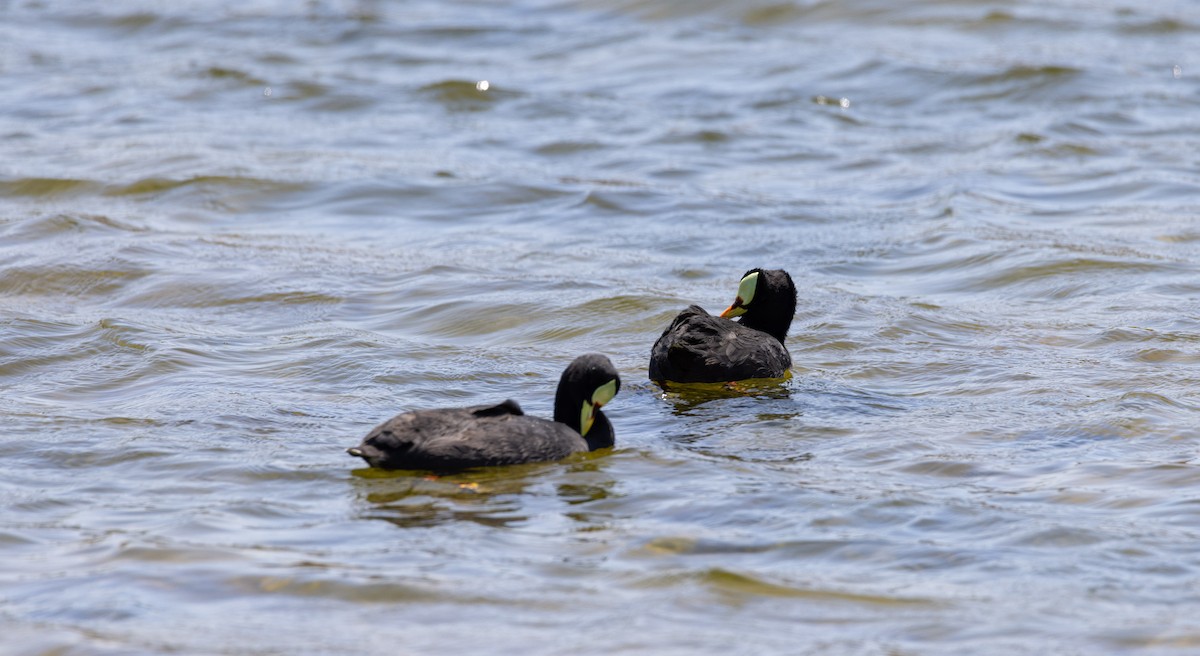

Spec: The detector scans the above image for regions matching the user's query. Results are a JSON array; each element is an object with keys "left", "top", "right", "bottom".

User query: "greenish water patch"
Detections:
[{"left": 0, "top": 178, "right": 101, "bottom": 197}]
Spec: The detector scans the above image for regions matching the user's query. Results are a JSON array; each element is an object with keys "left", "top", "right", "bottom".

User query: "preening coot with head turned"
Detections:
[
  {"left": 649, "top": 268, "right": 796, "bottom": 384},
  {"left": 347, "top": 354, "right": 620, "bottom": 470}
]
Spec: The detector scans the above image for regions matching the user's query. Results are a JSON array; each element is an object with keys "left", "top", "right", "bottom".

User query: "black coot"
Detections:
[
  {"left": 649, "top": 268, "right": 796, "bottom": 384},
  {"left": 348, "top": 354, "right": 620, "bottom": 470}
]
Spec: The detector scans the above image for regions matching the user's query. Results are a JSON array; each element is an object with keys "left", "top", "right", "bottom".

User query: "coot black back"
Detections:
[{"left": 649, "top": 269, "right": 796, "bottom": 384}]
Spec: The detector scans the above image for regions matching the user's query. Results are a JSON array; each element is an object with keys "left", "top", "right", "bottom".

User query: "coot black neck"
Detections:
[
  {"left": 735, "top": 268, "right": 796, "bottom": 345},
  {"left": 736, "top": 312, "right": 791, "bottom": 345},
  {"left": 553, "top": 392, "right": 613, "bottom": 450},
  {"left": 583, "top": 410, "right": 614, "bottom": 450}
]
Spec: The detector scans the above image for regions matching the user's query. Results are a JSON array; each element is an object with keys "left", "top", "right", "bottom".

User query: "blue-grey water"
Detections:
[{"left": 3, "top": 1, "right": 1200, "bottom": 653}]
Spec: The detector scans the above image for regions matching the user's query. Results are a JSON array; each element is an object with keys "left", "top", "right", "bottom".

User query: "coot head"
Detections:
[
  {"left": 552, "top": 353, "right": 621, "bottom": 451},
  {"left": 718, "top": 268, "right": 797, "bottom": 344}
]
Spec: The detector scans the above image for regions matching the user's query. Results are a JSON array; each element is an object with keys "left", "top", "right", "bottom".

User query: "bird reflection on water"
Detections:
[{"left": 349, "top": 459, "right": 619, "bottom": 530}]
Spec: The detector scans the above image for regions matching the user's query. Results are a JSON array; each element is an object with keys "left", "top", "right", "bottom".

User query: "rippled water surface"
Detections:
[{"left": 4, "top": 0, "right": 1200, "bottom": 653}]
